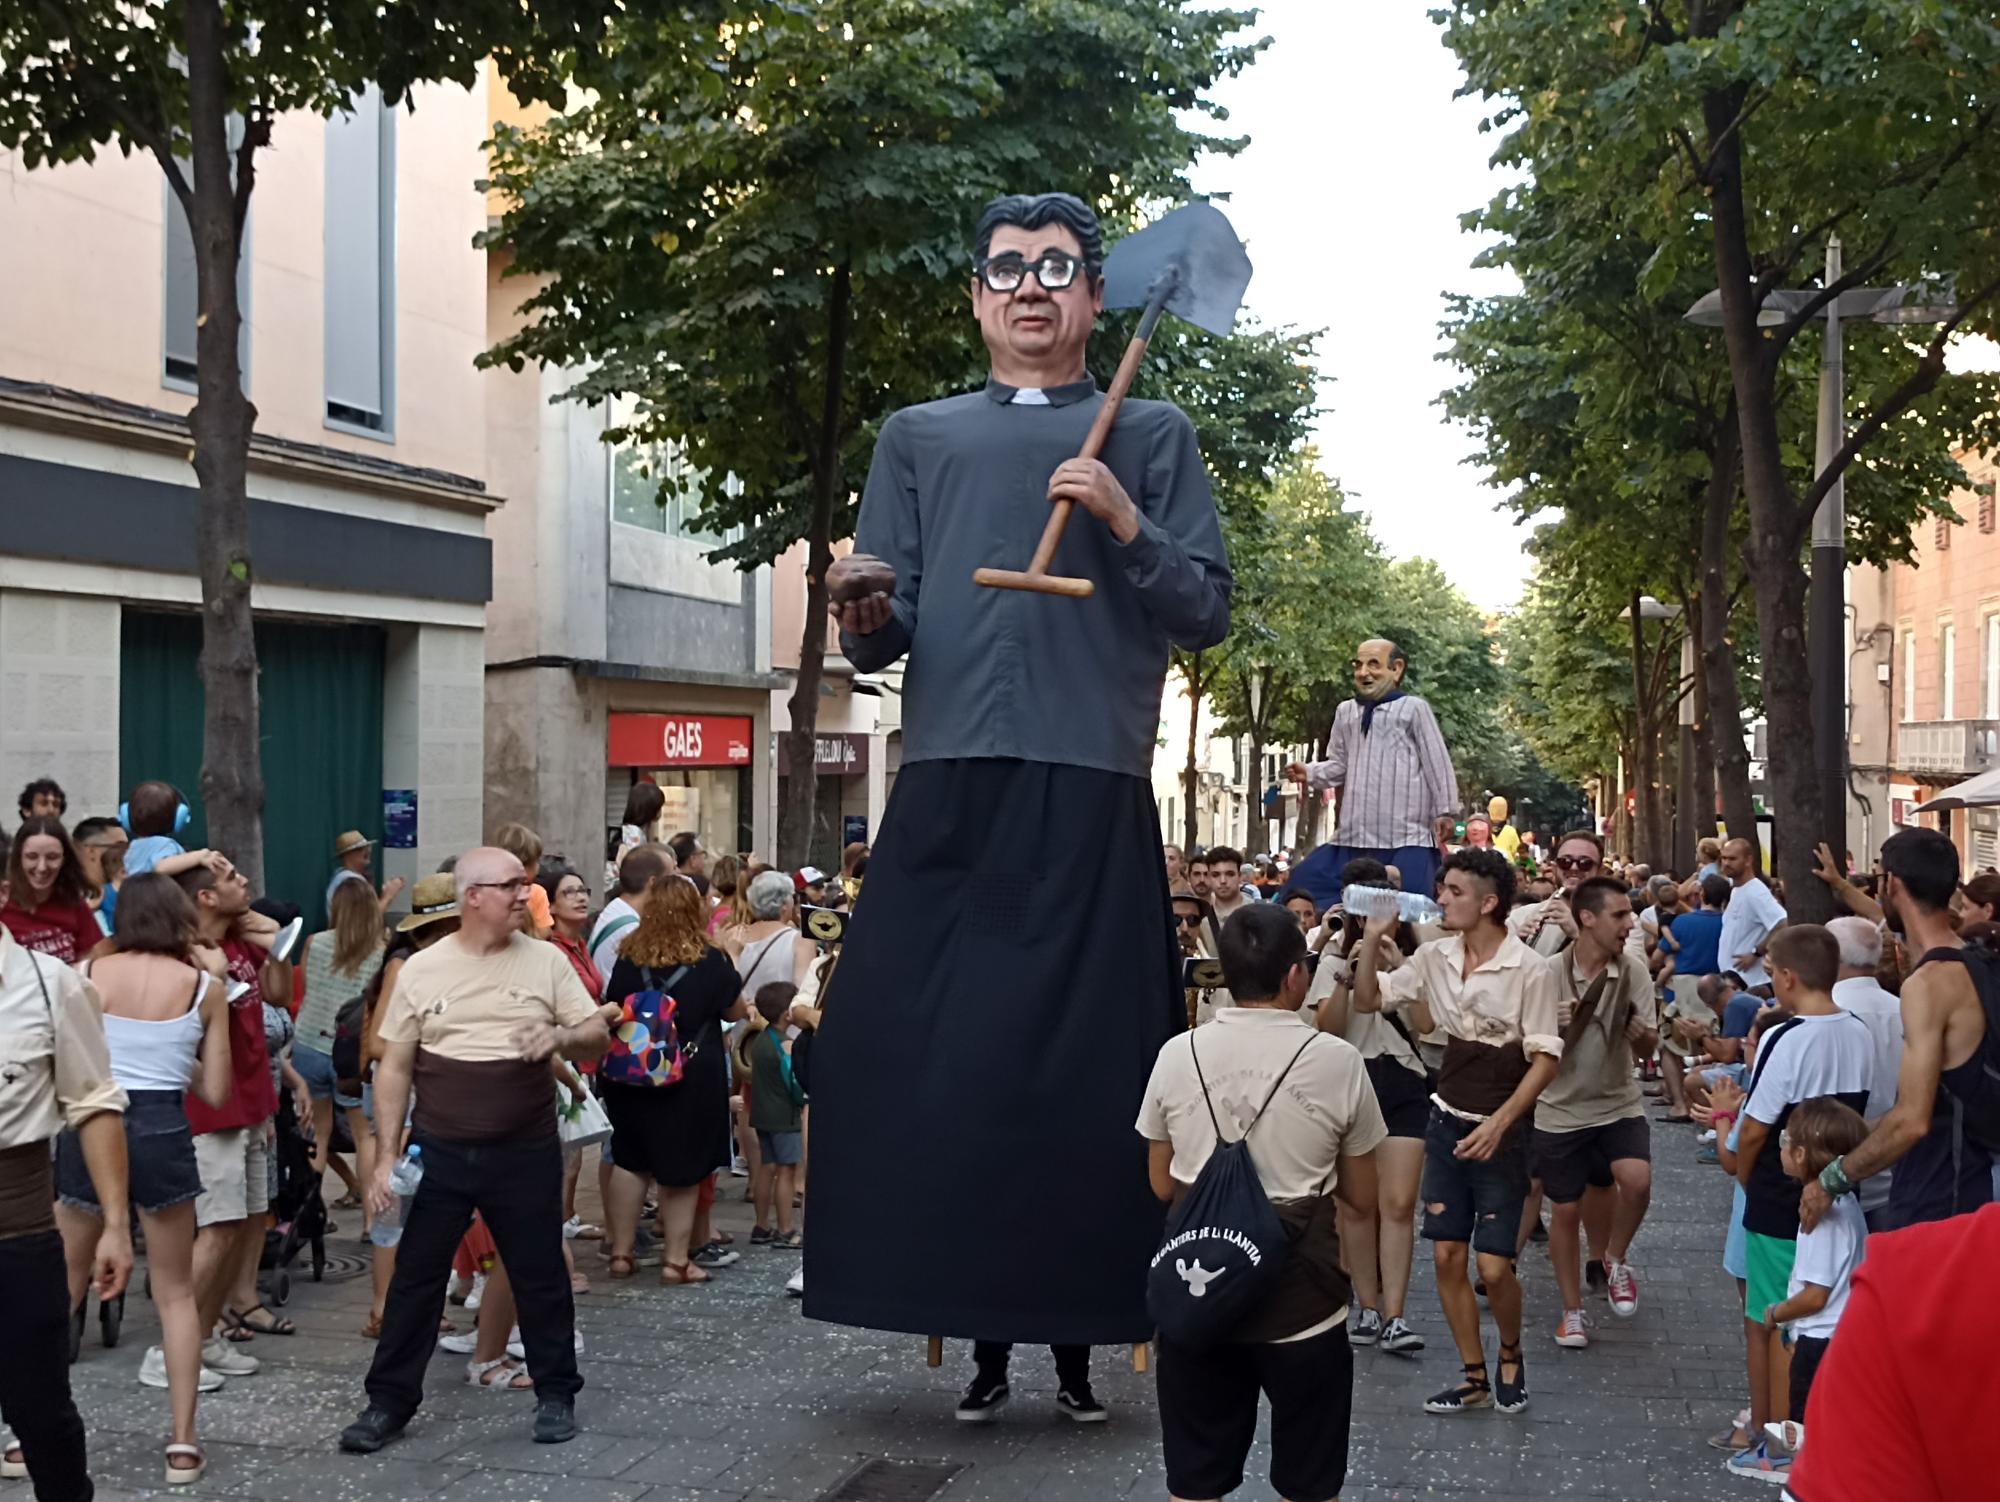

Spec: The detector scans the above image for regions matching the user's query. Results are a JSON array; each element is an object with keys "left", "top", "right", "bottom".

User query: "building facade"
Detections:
[
  {"left": 0, "top": 78, "right": 495, "bottom": 907},
  {"left": 1848, "top": 449, "right": 2000, "bottom": 872}
]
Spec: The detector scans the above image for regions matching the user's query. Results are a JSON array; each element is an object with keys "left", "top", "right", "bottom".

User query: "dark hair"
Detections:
[
  {"left": 1572, "top": 875, "right": 1629, "bottom": 920},
  {"left": 1700, "top": 874, "right": 1731, "bottom": 909},
  {"left": 1339, "top": 857, "right": 1389, "bottom": 887},
  {"left": 1785, "top": 1096, "right": 1870, "bottom": 1179},
  {"left": 111, "top": 872, "right": 199, "bottom": 957},
  {"left": 618, "top": 844, "right": 672, "bottom": 897},
  {"left": 1768, "top": 925, "right": 1839, "bottom": 993},
  {"left": 972, "top": 192, "right": 1104, "bottom": 274},
  {"left": 17, "top": 777, "right": 66, "bottom": 819},
  {"left": 173, "top": 857, "right": 222, "bottom": 904},
  {"left": 1278, "top": 886, "right": 1316, "bottom": 910},
  {"left": 1556, "top": 827, "right": 1605, "bottom": 857},
  {"left": 71, "top": 816, "right": 120, "bottom": 846},
  {"left": 1748, "top": 1003, "right": 1794, "bottom": 1043},
  {"left": 668, "top": 831, "right": 701, "bottom": 868},
  {"left": 1206, "top": 846, "right": 1244, "bottom": 871},
  {"left": 126, "top": 780, "right": 184, "bottom": 839},
  {"left": 851, "top": 855, "right": 869, "bottom": 880},
  {"left": 755, "top": 980, "right": 798, "bottom": 1026},
  {"left": 621, "top": 781, "right": 664, "bottom": 830},
  {"left": 1881, "top": 827, "right": 1960, "bottom": 910},
  {"left": 1442, "top": 846, "right": 1516, "bottom": 920},
  {"left": 535, "top": 862, "right": 582, "bottom": 905},
  {"left": 1216, "top": 903, "right": 1306, "bottom": 1001},
  {"left": 8, "top": 815, "right": 91, "bottom": 908}
]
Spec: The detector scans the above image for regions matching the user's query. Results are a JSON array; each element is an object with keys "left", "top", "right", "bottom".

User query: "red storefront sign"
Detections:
[{"left": 607, "top": 713, "right": 754, "bottom": 769}]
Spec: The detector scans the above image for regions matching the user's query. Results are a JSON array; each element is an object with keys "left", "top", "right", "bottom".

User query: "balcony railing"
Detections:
[{"left": 1899, "top": 719, "right": 2000, "bottom": 776}]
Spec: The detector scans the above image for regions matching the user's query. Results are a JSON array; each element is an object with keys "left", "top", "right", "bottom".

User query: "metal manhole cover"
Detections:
[
  {"left": 309, "top": 1251, "right": 370, "bottom": 1284},
  {"left": 814, "top": 1458, "right": 965, "bottom": 1502}
]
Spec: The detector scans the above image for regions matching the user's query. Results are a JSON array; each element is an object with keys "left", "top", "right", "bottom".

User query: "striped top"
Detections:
[
  {"left": 1303, "top": 695, "right": 1458, "bottom": 851},
  {"left": 297, "top": 932, "right": 382, "bottom": 1049}
]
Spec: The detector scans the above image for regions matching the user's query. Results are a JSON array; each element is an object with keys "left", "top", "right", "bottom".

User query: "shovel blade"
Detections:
[{"left": 1101, "top": 201, "right": 1252, "bottom": 338}]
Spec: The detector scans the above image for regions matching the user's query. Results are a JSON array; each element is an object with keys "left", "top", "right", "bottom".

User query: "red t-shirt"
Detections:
[
  {"left": 184, "top": 939, "right": 278, "bottom": 1135},
  {"left": 1787, "top": 1203, "right": 2000, "bottom": 1502},
  {"left": 0, "top": 898, "right": 104, "bottom": 965}
]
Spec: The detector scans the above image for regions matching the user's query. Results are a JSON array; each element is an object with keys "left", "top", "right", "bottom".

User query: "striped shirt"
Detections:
[{"left": 1302, "top": 695, "right": 1458, "bottom": 851}]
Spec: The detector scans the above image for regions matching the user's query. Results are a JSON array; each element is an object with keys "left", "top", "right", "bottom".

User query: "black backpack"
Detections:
[{"left": 1146, "top": 1033, "right": 1318, "bottom": 1350}]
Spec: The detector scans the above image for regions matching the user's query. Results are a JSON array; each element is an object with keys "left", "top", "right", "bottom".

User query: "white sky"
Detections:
[{"left": 1190, "top": 1, "right": 1528, "bottom": 612}]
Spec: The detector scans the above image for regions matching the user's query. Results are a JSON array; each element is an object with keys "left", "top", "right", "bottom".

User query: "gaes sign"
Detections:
[{"left": 607, "top": 713, "right": 754, "bottom": 769}]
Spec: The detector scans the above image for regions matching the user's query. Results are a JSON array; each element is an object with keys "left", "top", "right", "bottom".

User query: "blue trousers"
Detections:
[{"left": 1287, "top": 841, "right": 1441, "bottom": 911}]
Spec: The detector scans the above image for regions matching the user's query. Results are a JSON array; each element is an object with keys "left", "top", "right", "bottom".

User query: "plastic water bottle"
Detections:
[
  {"left": 369, "top": 1146, "right": 424, "bottom": 1249},
  {"left": 1341, "top": 883, "right": 1443, "bottom": 927}
]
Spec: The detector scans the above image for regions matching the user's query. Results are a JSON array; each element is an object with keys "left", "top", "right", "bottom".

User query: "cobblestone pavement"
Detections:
[{"left": 8, "top": 1115, "right": 1753, "bottom": 1502}]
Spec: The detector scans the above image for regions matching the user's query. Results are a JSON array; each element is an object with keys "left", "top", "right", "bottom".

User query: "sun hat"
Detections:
[
  {"left": 334, "top": 830, "right": 374, "bottom": 857},
  {"left": 395, "top": 872, "right": 461, "bottom": 933}
]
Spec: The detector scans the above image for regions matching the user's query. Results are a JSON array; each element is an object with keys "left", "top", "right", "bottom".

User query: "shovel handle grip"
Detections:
[{"left": 1025, "top": 328, "right": 1153, "bottom": 575}]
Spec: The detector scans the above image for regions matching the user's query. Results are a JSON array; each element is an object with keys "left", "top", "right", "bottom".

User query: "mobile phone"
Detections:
[
  {"left": 1182, "top": 956, "right": 1224, "bottom": 990},
  {"left": 799, "top": 905, "right": 847, "bottom": 945}
]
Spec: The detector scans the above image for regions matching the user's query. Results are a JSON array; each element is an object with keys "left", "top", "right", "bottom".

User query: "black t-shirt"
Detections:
[{"left": 607, "top": 945, "right": 743, "bottom": 1059}]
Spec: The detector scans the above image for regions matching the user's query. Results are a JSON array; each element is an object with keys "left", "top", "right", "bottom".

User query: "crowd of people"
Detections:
[{"left": 0, "top": 772, "right": 858, "bottom": 1490}]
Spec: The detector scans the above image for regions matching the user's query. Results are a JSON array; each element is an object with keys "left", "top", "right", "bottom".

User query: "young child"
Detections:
[
  {"left": 747, "top": 981, "right": 805, "bottom": 1250},
  {"left": 1762, "top": 1096, "right": 1870, "bottom": 1453},
  {"left": 123, "top": 780, "right": 287, "bottom": 953}
]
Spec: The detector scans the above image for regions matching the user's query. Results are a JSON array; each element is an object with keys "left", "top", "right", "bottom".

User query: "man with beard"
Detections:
[
  {"left": 810, "top": 191, "right": 1230, "bottom": 1421},
  {"left": 1799, "top": 826, "right": 1997, "bottom": 1232},
  {"left": 1285, "top": 639, "right": 1458, "bottom": 911}
]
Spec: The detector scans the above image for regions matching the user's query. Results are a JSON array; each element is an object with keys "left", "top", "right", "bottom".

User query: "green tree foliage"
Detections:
[
  {"left": 0, "top": 0, "right": 611, "bottom": 889},
  {"left": 480, "top": 0, "right": 1268, "bottom": 863}
]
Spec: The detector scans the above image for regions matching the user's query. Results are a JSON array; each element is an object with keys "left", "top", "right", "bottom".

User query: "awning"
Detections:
[{"left": 1914, "top": 765, "right": 2000, "bottom": 813}]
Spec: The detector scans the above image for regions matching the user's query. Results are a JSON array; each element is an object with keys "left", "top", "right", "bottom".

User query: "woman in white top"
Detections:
[{"left": 53, "top": 873, "right": 231, "bottom": 1485}]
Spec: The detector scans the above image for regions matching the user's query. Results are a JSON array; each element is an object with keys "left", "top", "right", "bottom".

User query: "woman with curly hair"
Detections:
[{"left": 598, "top": 874, "right": 745, "bottom": 1285}]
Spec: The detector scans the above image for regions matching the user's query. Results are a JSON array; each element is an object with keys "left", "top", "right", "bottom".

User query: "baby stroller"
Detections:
[{"left": 261, "top": 1091, "right": 328, "bottom": 1302}]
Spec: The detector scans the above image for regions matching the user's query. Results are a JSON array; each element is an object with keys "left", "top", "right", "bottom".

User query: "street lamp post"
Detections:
[
  {"left": 1245, "top": 666, "right": 1268, "bottom": 851},
  {"left": 1685, "top": 244, "right": 1956, "bottom": 863}
]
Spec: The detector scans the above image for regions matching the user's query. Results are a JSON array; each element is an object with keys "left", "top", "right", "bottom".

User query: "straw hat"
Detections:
[
  {"left": 395, "top": 873, "right": 460, "bottom": 933},
  {"left": 334, "top": 830, "right": 374, "bottom": 857}
]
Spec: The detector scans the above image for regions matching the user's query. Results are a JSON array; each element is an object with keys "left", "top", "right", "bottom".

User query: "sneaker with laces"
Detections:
[
  {"left": 1604, "top": 1258, "right": 1639, "bottom": 1318},
  {"left": 338, "top": 1407, "right": 407, "bottom": 1454},
  {"left": 438, "top": 1330, "right": 478, "bottom": 1355},
  {"left": 531, "top": 1398, "right": 577, "bottom": 1445},
  {"left": 1055, "top": 1387, "right": 1109, "bottom": 1423},
  {"left": 1378, "top": 1316, "right": 1425, "bottom": 1354},
  {"left": 200, "top": 1337, "right": 259, "bottom": 1377},
  {"left": 1553, "top": 1309, "right": 1589, "bottom": 1349},
  {"left": 139, "top": 1347, "right": 225, "bottom": 1392},
  {"left": 1724, "top": 1439, "right": 1792, "bottom": 1483},
  {"left": 955, "top": 1372, "right": 1010, "bottom": 1423},
  {"left": 1347, "top": 1307, "right": 1382, "bottom": 1346},
  {"left": 692, "top": 1242, "right": 741, "bottom": 1269}
]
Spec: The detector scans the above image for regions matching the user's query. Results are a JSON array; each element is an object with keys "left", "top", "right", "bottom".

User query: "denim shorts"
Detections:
[
  {"left": 1420, "top": 1106, "right": 1531, "bottom": 1257},
  {"left": 57, "top": 1089, "right": 202, "bottom": 1216},
  {"left": 293, "top": 1042, "right": 362, "bottom": 1109},
  {"left": 757, "top": 1129, "right": 803, "bottom": 1167}
]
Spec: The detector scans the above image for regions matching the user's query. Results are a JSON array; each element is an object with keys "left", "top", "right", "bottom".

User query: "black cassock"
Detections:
[{"left": 803, "top": 376, "right": 1232, "bottom": 1345}]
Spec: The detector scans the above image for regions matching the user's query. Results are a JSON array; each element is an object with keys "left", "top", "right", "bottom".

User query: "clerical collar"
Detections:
[{"left": 984, "top": 376, "right": 1098, "bottom": 408}]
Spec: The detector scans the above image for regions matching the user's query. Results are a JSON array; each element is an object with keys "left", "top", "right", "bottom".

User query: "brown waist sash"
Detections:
[{"left": 0, "top": 1141, "right": 55, "bottom": 1240}]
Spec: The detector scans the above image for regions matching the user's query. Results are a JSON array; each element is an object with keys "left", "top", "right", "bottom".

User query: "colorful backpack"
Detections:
[{"left": 601, "top": 964, "right": 692, "bottom": 1087}]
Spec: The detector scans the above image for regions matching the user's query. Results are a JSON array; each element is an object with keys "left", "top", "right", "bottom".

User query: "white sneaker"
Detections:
[
  {"left": 139, "top": 1347, "right": 225, "bottom": 1392},
  {"left": 200, "top": 1337, "right": 260, "bottom": 1376},
  {"left": 504, "top": 1328, "right": 584, "bottom": 1360},
  {"left": 464, "top": 1272, "right": 487, "bottom": 1312},
  {"left": 438, "top": 1330, "right": 479, "bottom": 1355},
  {"left": 785, "top": 1266, "right": 805, "bottom": 1298}
]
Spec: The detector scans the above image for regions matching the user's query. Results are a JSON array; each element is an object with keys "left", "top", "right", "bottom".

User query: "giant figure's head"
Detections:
[
  {"left": 1352, "top": 638, "right": 1407, "bottom": 701},
  {"left": 971, "top": 193, "right": 1106, "bottom": 379}
]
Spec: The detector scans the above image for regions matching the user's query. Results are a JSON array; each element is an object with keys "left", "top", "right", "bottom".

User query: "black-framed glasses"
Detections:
[
  {"left": 976, "top": 251, "right": 1086, "bottom": 294},
  {"left": 467, "top": 879, "right": 530, "bottom": 895}
]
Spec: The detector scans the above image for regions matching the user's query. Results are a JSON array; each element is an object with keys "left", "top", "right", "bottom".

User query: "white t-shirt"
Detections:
[
  {"left": 1718, "top": 877, "right": 1787, "bottom": 988},
  {"left": 588, "top": 897, "right": 642, "bottom": 983},
  {"left": 1831, "top": 976, "right": 1904, "bottom": 1121},
  {"left": 1787, "top": 1194, "right": 1867, "bottom": 1339},
  {"left": 1742, "top": 1010, "right": 1877, "bottom": 1127}
]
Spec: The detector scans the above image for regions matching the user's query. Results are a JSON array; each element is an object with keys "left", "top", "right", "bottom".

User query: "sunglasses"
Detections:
[
  {"left": 1176, "top": 913, "right": 1205, "bottom": 927},
  {"left": 1554, "top": 855, "right": 1600, "bottom": 872}
]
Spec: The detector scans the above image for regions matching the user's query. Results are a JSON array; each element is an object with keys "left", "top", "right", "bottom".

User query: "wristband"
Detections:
[
  {"left": 1819, "top": 1156, "right": 1854, "bottom": 1197},
  {"left": 1710, "top": 1111, "right": 1736, "bottom": 1127}
]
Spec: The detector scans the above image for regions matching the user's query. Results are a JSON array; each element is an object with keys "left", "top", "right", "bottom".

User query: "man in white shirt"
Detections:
[
  {"left": 587, "top": 844, "right": 674, "bottom": 981},
  {"left": 1825, "top": 916, "right": 1904, "bottom": 1227},
  {"left": 1718, "top": 836, "right": 1787, "bottom": 993},
  {"left": 1138, "top": 902, "right": 1383, "bottom": 1502}
]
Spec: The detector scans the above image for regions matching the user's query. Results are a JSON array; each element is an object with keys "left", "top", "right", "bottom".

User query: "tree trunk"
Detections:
[
  {"left": 1297, "top": 731, "right": 1324, "bottom": 849},
  {"left": 184, "top": 0, "right": 264, "bottom": 892},
  {"left": 1182, "top": 652, "right": 1203, "bottom": 852},
  {"left": 1687, "top": 588, "right": 1718, "bottom": 854},
  {"left": 1628, "top": 592, "right": 1663, "bottom": 868},
  {"left": 777, "top": 264, "right": 851, "bottom": 870},
  {"left": 1698, "top": 406, "right": 1757, "bottom": 861},
  {"left": 1703, "top": 85, "right": 1828, "bottom": 917}
]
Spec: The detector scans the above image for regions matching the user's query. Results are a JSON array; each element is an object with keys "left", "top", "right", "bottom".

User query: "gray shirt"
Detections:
[
  {"left": 1302, "top": 694, "right": 1458, "bottom": 850},
  {"left": 841, "top": 378, "right": 1231, "bottom": 778}
]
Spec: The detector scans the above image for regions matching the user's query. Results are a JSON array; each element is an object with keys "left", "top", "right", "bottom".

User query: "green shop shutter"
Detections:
[{"left": 120, "top": 611, "right": 386, "bottom": 916}]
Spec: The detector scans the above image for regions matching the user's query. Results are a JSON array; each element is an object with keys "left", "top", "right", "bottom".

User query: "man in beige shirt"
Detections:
[
  {"left": 1351, "top": 846, "right": 1561, "bottom": 1419},
  {"left": 1531, "top": 878, "right": 1658, "bottom": 1348},
  {"left": 342, "top": 847, "right": 608, "bottom": 1458},
  {"left": 0, "top": 867, "right": 130, "bottom": 1499}
]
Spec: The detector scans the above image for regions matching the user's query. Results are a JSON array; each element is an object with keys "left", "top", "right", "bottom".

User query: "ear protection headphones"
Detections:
[{"left": 118, "top": 797, "right": 192, "bottom": 836}]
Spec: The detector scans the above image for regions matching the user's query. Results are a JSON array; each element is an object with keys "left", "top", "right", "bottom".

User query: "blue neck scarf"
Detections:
[{"left": 1360, "top": 687, "right": 1405, "bottom": 735}]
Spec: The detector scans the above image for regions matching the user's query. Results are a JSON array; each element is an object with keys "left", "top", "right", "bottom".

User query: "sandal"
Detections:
[
  {"left": 165, "top": 1442, "right": 206, "bottom": 1486},
  {"left": 229, "top": 1303, "right": 297, "bottom": 1337},
  {"left": 774, "top": 1231, "right": 805, "bottom": 1250},
  {"left": 333, "top": 1191, "right": 363, "bottom": 1211},
  {"left": 3, "top": 1444, "right": 27, "bottom": 1481},
  {"left": 660, "top": 1262, "right": 711, "bottom": 1287},
  {"left": 466, "top": 1357, "right": 533, "bottom": 1391},
  {"left": 1422, "top": 1360, "right": 1492, "bottom": 1414},
  {"left": 606, "top": 1252, "right": 637, "bottom": 1280},
  {"left": 1495, "top": 1341, "right": 1529, "bottom": 1413},
  {"left": 220, "top": 1322, "right": 257, "bottom": 1344}
]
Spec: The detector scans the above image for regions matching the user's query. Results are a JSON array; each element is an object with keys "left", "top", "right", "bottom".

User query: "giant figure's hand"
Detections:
[
  {"left": 1047, "top": 459, "right": 1140, "bottom": 544},
  {"left": 827, "top": 554, "right": 897, "bottom": 635}
]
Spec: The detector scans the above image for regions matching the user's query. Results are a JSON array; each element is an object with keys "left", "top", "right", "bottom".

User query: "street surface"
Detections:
[{"left": 11, "top": 1130, "right": 1746, "bottom": 1502}]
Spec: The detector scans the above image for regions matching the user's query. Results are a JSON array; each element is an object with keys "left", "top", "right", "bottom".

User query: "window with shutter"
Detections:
[
  {"left": 324, "top": 87, "right": 395, "bottom": 434},
  {"left": 1980, "top": 488, "right": 1996, "bottom": 534},
  {"left": 1937, "top": 516, "right": 1953, "bottom": 551}
]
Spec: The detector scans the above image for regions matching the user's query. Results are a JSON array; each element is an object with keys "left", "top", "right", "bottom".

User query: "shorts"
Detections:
[
  {"left": 56, "top": 1090, "right": 202, "bottom": 1216},
  {"left": 1723, "top": 1182, "right": 1749, "bottom": 1282},
  {"left": 1364, "top": 1054, "right": 1431, "bottom": 1139},
  {"left": 1743, "top": 1231, "right": 1797, "bottom": 1323},
  {"left": 756, "top": 1129, "right": 803, "bottom": 1167},
  {"left": 1420, "top": 1107, "right": 1531, "bottom": 1257},
  {"left": 193, "top": 1125, "right": 272, "bottom": 1226},
  {"left": 1532, "top": 1117, "right": 1651, "bottom": 1204},
  {"left": 1156, "top": 1323, "right": 1352, "bottom": 1502},
  {"left": 292, "top": 1043, "right": 362, "bottom": 1110}
]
